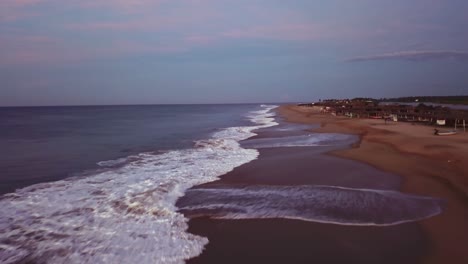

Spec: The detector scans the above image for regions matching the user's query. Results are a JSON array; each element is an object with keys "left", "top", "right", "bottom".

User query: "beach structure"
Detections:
[{"left": 301, "top": 99, "right": 468, "bottom": 130}]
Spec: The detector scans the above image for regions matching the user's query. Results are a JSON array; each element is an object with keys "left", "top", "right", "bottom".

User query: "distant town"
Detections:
[{"left": 299, "top": 96, "right": 468, "bottom": 129}]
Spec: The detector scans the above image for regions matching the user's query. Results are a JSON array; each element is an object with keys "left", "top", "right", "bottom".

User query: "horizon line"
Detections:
[{"left": 0, "top": 102, "right": 298, "bottom": 108}]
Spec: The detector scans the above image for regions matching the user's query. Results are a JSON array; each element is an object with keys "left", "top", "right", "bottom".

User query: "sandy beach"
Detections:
[
  {"left": 278, "top": 105, "right": 468, "bottom": 264},
  {"left": 178, "top": 104, "right": 468, "bottom": 263},
  {"left": 181, "top": 147, "right": 429, "bottom": 264}
]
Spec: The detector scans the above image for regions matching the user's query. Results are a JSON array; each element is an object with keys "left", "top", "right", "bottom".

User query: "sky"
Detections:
[{"left": 1, "top": 0, "right": 468, "bottom": 106}]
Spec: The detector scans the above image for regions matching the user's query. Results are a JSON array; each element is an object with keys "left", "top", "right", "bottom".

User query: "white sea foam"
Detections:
[
  {"left": 96, "top": 157, "right": 130, "bottom": 167},
  {"left": 0, "top": 105, "right": 278, "bottom": 264},
  {"left": 242, "top": 133, "right": 356, "bottom": 149},
  {"left": 179, "top": 185, "right": 444, "bottom": 226}
]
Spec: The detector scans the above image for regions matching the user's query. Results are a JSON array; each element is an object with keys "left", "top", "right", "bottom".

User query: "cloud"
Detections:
[
  {"left": 0, "top": 0, "right": 169, "bottom": 22},
  {"left": 347, "top": 50, "right": 468, "bottom": 62},
  {"left": 75, "top": 0, "right": 169, "bottom": 13},
  {"left": 0, "top": 34, "right": 74, "bottom": 65},
  {"left": 0, "top": 33, "right": 187, "bottom": 66},
  {"left": 0, "top": 0, "right": 43, "bottom": 8},
  {"left": 221, "top": 23, "right": 327, "bottom": 41},
  {"left": 0, "top": 0, "right": 44, "bottom": 21}
]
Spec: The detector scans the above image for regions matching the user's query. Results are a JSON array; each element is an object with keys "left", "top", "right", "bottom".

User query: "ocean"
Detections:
[
  {"left": 0, "top": 104, "right": 444, "bottom": 263},
  {"left": 0, "top": 104, "right": 277, "bottom": 263},
  {"left": 0, "top": 104, "right": 263, "bottom": 194}
]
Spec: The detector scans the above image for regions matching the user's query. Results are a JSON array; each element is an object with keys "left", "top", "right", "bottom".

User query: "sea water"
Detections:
[{"left": 0, "top": 104, "right": 277, "bottom": 263}]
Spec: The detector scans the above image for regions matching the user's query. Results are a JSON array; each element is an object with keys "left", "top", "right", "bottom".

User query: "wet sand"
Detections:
[
  {"left": 180, "top": 117, "right": 438, "bottom": 263},
  {"left": 187, "top": 218, "right": 427, "bottom": 264},
  {"left": 182, "top": 148, "right": 430, "bottom": 263},
  {"left": 182, "top": 147, "right": 429, "bottom": 263},
  {"left": 191, "top": 147, "right": 401, "bottom": 189}
]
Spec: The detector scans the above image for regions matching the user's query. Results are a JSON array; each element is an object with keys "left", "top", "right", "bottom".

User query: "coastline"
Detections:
[
  {"left": 183, "top": 146, "right": 430, "bottom": 264},
  {"left": 180, "top": 104, "right": 455, "bottom": 263},
  {"left": 279, "top": 105, "right": 468, "bottom": 264}
]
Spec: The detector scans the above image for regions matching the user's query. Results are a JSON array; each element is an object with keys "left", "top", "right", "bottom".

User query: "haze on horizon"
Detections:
[{"left": 1, "top": 0, "right": 468, "bottom": 106}]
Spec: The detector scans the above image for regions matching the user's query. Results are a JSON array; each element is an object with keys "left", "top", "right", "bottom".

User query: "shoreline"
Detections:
[
  {"left": 183, "top": 146, "right": 430, "bottom": 264},
  {"left": 278, "top": 105, "right": 468, "bottom": 264},
  {"left": 180, "top": 105, "right": 453, "bottom": 263}
]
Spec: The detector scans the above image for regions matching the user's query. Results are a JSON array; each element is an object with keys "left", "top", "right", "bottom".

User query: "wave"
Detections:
[
  {"left": 96, "top": 157, "right": 131, "bottom": 167},
  {"left": 273, "top": 123, "right": 317, "bottom": 132},
  {"left": 242, "top": 133, "right": 357, "bottom": 149},
  {"left": 0, "top": 105, "right": 278, "bottom": 264},
  {"left": 178, "top": 185, "right": 444, "bottom": 226}
]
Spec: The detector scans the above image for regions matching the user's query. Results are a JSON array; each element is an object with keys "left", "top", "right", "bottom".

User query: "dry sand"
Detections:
[{"left": 279, "top": 105, "right": 468, "bottom": 264}]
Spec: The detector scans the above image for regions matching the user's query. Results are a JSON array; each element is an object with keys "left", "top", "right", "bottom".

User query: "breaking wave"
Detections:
[
  {"left": 242, "top": 133, "right": 357, "bottom": 149},
  {"left": 0, "top": 105, "right": 278, "bottom": 264},
  {"left": 179, "top": 185, "right": 444, "bottom": 226}
]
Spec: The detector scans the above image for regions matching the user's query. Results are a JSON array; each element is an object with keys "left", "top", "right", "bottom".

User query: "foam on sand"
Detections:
[
  {"left": 179, "top": 185, "right": 444, "bottom": 226},
  {"left": 242, "top": 133, "right": 357, "bottom": 149},
  {"left": 0, "top": 105, "right": 278, "bottom": 264}
]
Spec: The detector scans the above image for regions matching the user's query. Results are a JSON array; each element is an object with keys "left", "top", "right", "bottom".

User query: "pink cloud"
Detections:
[
  {"left": 0, "top": 1, "right": 343, "bottom": 65},
  {"left": 347, "top": 50, "right": 468, "bottom": 62},
  {"left": 80, "top": 0, "right": 150, "bottom": 7},
  {"left": 105, "top": 39, "right": 188, "bottom": 55},
  {"left": 0, "top": 34, "right": 65, "bottom": 64},
  {"left": 222, "top": 23, "right": 328, "bottom": 41},
  {"left": 59, "top": 1, "right": 332, "bottom": 49},
  {"left": 66, "top": 21, "right": 147, "bottom": 32},
  {"left": 184, "top": 35, "right": 217, "bottom": 46},
  {"left": 76, "top": 0, "right": 168, "bottom": 12},
  {"left": 1, "top": 0, "right": 43, "bottom": 7},
  {"left": 0, "top": 34, "right": 57, "bottom": 48},
  {"left": 0, "top": 0, "right": 44, "bottom": 21},
  {"left": 0, "top": 33, "right": 189, "bottom": 65},
  {"left": 1, "top": 0, "right": 170, "bottom": 22},
  {"left": 65, "top": 17, "right": 175, "bottom": 32},
  {"left": 65, "top": 1, "right": 219, "bottom": 33}
]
